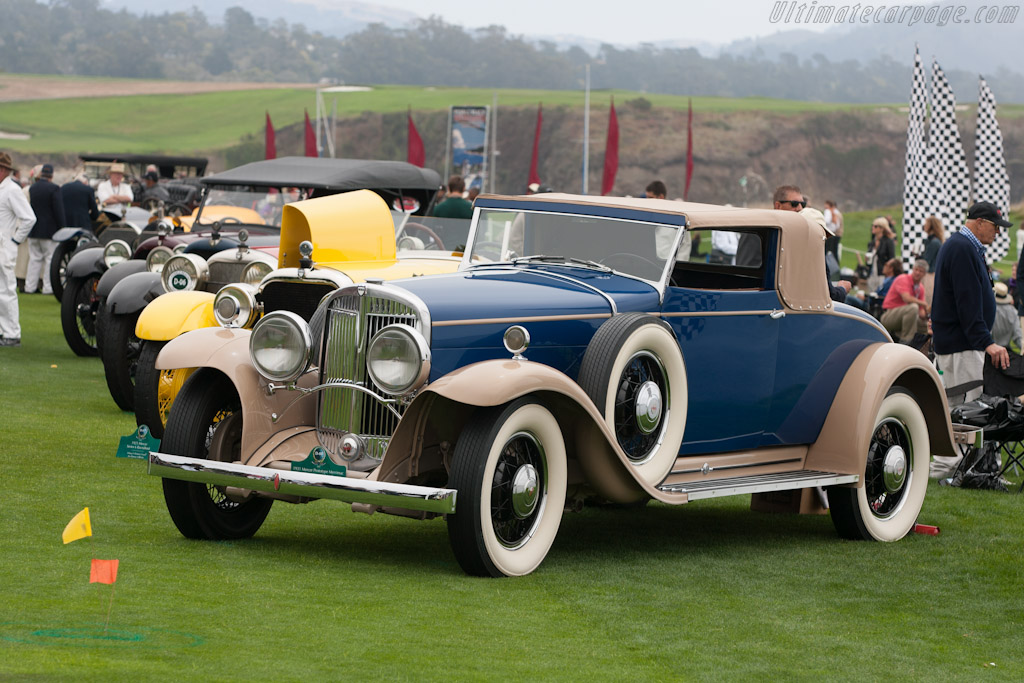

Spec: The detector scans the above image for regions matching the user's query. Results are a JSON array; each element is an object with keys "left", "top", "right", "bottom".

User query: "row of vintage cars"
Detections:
[{"left": 61, "top": 156, "right": 956, "bottom": 577}]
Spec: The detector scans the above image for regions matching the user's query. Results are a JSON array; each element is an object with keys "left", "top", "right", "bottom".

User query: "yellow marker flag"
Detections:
[{"left": 62, "top": 507, "right": 92, "bottom": 544}]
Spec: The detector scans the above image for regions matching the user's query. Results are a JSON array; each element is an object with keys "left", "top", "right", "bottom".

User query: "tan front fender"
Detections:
[
  {"left": 155, "top": 327, "right": 318, "bottom": 463},
  {"left": 376, "top": 359, "right": 666, "bottom": 503},
  {"left": 805, "top": 342, "right": 955, "bottom": 480}
]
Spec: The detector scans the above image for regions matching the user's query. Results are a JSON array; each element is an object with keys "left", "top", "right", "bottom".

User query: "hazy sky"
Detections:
[{"left": 367, "top": 0, "right": 832, "bottom": 44}]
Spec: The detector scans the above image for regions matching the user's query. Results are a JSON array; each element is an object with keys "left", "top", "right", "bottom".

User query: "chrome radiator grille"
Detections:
[
  {"left": 206, "top": 261, "right": 245, "bottom": 292},
  {"left": 318, "top": 293, "right": 420, "bottom": 461}
]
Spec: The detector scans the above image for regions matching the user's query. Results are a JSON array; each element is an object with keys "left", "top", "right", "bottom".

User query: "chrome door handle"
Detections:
[{"left": 769, "top": 309, "right": 786, "bottom": 320}]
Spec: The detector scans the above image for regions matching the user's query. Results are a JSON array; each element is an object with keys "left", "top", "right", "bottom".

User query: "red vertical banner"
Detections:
[
  {"left": 528, "top": 103, "right": 542, "bottom": 187},
  {"left": 304, "top": 109, "right": 317, "bottom": 157},
  {"left": 601, "top": 98, "right": 619, "bottom": 196},
  {"left": 265, "top": 111, "right": 276, "bottom": 160},
  {"left": 684, "top": 98, "right": 694, "bottom": 201},
  {"left": 407, "top": 108, "right": 424, "bottom": 167}
]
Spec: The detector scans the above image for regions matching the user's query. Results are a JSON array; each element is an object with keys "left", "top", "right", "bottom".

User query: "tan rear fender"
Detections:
[
  {"left": 805, "top": 342, "right": 955, "bottom": 480},
  {"left": 155, "top": 327, "right": 318, "bottom": 462}
]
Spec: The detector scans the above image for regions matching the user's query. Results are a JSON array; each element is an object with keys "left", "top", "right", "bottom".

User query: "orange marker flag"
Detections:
[
  {"left": 90, "top": 559, "right": 119, "bottom": 584},
  {"left": 62, "top": 507, "right": 92, "bottom": 544}
]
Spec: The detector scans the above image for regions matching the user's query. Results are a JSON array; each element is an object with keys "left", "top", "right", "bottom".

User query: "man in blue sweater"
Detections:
[{"left": 931, "top": 201, "right": 1012, "bottom": 412}]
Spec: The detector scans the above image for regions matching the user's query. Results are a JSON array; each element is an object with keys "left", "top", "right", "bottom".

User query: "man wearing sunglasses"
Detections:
[
  {"left": 769, "top": 184, "right": 850, "bottom": 302},
  {"left": 931, "top": 201, "right": 1013, "bottom": 470}
]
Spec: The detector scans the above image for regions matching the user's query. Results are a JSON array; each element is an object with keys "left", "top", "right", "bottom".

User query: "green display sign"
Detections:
[
  {"left": 116, "top": 425, "right": 161, "bottom": 460},
  {"left": 290, "top": 447, "right": 347, "bottom": 476}
]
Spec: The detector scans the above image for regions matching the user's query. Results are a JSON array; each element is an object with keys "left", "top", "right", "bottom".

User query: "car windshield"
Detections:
[
  {"left": 466, "top": 208, "right": 682, "bottom": 283},
  {"left": 195, "top": 188, "right": 306, "bottom": 228},
  {"left": 395, "top": 215, "right": 473, "bottom": 255}
]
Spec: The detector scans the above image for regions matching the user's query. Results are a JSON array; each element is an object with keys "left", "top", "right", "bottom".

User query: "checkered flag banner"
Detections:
[
  {"left": 974, "top": 76, "right": 1011, "bottom": 264},
  {"left": 929, "top": 58, "right": 971, "bottom": 238},
  {"left": 902, "top": 46, "right": 932, "bottom": 266}
]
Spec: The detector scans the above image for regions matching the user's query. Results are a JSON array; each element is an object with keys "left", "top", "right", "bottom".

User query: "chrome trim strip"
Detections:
[
  {"left": 320, "top": 282, "right": 432, "bottom": 340},
  {"left": 669, "top": 457, "right": 803, "bottom": 476},
  {"left": 259, "top": 268, "right": 355, "bottom": 292},
  {"left": 149, "top": 452, "right": 457, "bottom": 514},
  {"left": 661, "top": 310, "right": 776, "bottom": 318},
  {"left": 267, "top": 380, "right": 402, "bottom": 423},
  {"left": 657, "top": 470, "right": 858, "bottom": 500},
  {"left": 523, "top": 270, "right": 619, "bottom": 314},
  {"left": 433, "top": 313, "right": 612, "bottom": 327}
]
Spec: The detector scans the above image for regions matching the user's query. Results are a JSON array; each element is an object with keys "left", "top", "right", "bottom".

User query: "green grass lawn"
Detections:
[
  {"left": 1, "top": 293, "right": 1022, "bottom": 679},
  {"left": 0, "top": 77, "right": 943, "bottom": 156},
  {"left": 839, "top": 207, "right": 1024, "bottom": 280}
]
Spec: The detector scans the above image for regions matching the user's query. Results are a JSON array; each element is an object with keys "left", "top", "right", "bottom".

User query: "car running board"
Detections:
[{"left": 657, "top": 470, "right": 859, "bottom": 500}]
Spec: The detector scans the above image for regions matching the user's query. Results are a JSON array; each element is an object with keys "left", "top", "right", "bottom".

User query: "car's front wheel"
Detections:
[
  {"left": 101, "top": 311, "right": 142, "bottom": 412},
  {"left": 447, "top": 399, "right": 567, "bottom": 577},
  {"left": 135, "top": 340, "right": 195, "bottom": 439},
  {"left": 160, "top": 369, "right": 272, "bottom": 540},
  {"left": 60, "top": 274, "right": 101, "bottom": 356},
  {"left": 828, "top": 388, "right": 930, "bottom": 542}
]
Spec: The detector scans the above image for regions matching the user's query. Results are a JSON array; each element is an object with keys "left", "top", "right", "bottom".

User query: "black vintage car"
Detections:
[{"left": 93, "top": 157, "right": 443, "bottom": 413}]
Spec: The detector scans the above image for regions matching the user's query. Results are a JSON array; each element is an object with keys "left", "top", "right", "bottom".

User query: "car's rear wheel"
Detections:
[
  {"left": 135, "top": 340, "right": 194, "bottom": 439},
  {"left": 828, "top": 388, "right": 929, "bottom": 541},
  {"left": 101, "top": 311, "right": 142, "bottom": 412},
  {"left": 161, "top": 370, "right": 271, "bottom": 540},
  {"left": 447, "top": 399, "right": 567, "bottom": 577},
  {"left": 60, "top": 274, "right": 101, "bottom": 357},
  {"left": 577, "top": 313, "right": 687, "bottom": 486}
]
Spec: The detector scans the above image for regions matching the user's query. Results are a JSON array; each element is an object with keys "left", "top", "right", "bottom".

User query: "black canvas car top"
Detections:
[{"left": 202, "top": 157, "right": 441, "bottom": 191}]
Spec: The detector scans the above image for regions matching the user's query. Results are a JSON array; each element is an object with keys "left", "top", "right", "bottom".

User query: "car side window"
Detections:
[{"left": 672, "top": 228, "right": 773, "bottom": 290}]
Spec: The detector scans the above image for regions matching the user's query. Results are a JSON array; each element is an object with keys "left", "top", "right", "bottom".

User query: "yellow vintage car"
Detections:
[{"left": 131, "top": 190, "right": 470, "bottom": 435}]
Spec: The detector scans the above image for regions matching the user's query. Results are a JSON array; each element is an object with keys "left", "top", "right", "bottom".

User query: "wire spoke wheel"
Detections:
[
  {"left": 448, "top": 399, "right": 567, "bottom": 577},
  {"left": 490, "top": 431, "right": 546, "bottom": 549},
  {"left": 828, "top": 388, "right": 929, "bottom": 542},
  {"left": 864, "top": 417, "right": 912, "bottom": 519},
  {"left": 612, "top": 351, "right": 668, "bottom": 462}
]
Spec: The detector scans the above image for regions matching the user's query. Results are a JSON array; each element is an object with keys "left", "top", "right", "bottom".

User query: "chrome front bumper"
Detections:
[{"left": 149, "top": 452, "right": 457, "bottom": 514}]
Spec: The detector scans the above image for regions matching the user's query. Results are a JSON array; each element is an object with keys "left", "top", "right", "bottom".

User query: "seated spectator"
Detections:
[
  {"left": 139, "top": 170, "right": 171, "bottom": 206},
  {"left": 880, "top": 259, "right": 929, "bottom": 343},
  {"left": 874, "top": 258, "right": 903, "bottom": 300},
  {"left": 992, "top": 281, "right": 1022, "bottom": 354}
]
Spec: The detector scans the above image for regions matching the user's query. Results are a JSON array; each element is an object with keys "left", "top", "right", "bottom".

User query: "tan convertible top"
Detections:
[{"left": 476, "top": 193, "right": 832, "bottom": 312}]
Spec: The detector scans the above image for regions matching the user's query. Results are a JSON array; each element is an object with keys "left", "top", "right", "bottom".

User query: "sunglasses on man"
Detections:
[{"left": 780, "top": 199, "right": 806, "bottom": 208}]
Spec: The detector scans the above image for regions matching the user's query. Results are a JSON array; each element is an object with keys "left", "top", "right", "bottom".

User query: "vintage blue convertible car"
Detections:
[{"left": 148, "top": 193, "right": 955, "bottom": 577}]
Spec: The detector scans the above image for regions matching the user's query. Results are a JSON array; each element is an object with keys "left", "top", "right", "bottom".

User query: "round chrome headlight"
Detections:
[
  {"left": 172, "top": 244, "right": 187, "bottom": 254},
  {"left": 366, "top": 324, "right": 430, "bottom": 396},
  {"left": 161, "top": 253, "right": 209, "bottom": 293},
  {"left": 242, "top": 261, "right": 273, "bottom": 286},
  {"left": 103, "top": 240, "right": 132, "bottom": 268},
  {"left": 250, "top": 311, "right": 312, "bottom": 383},
  {"left": 146, "top": 245, "right": 174, "bottom": 273},
  {"left": 213, "top": 283, "right": 259, "bottom": 329}
]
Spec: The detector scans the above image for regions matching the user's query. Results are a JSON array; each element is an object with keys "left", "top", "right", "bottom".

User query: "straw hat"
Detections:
[
  {"left": 109, "top": 162, "right": 126, "bottom": 175},
  {"left": 994, "top": 282, "right": 1012, "bottom": 304},
  {"left": 0, "top": 152, "right": 13, "bottom": 171}
]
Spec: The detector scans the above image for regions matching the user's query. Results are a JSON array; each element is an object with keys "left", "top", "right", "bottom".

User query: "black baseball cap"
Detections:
[
  {"left": 967, "top": 201, "right": 1013, "bottom": 228},
  {"left": 143, "top": 170, "right": 159, "bottom": 182}
]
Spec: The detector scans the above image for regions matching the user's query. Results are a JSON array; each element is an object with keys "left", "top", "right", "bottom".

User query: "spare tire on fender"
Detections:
[{"left": 577, "top": 312, "right": 687, "bottom": 486}]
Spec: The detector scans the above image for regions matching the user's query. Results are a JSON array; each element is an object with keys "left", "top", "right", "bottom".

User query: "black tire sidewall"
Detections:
[{"left": 101, "top": 312, "right": 142, "bottom": 412}]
